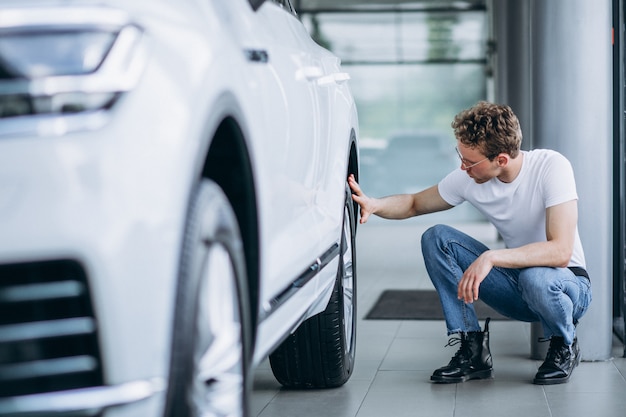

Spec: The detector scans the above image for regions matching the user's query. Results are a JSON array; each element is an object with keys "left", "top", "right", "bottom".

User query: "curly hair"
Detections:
[{"left": 451, "top": 101, "right": 522, "bottom": 159}]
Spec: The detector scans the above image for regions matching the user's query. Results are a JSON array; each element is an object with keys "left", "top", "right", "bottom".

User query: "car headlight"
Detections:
[
  {"left": 0, "top": 7, "right": 146, "bottom": 136},
  {"left": 0, "top": 31, "right": 117, "bottom": 78}
]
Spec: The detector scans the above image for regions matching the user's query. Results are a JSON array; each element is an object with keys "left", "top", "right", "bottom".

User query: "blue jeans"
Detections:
[{"left": 421, "top": 224, "right": 592, "bottom": 345}]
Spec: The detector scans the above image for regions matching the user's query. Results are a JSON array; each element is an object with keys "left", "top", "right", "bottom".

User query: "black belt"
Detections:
[{"left": 568, "top": 266, "right": 590, "bottom": 281}]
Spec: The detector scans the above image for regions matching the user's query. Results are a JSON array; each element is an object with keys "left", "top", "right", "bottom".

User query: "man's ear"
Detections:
[{"left": 496, "top": 153, "right": 509, "bottom": 167}]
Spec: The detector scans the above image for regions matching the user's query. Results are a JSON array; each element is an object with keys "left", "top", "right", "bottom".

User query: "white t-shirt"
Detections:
[{"left": 438, "top": 149, "right": 586, "bottom": 268}]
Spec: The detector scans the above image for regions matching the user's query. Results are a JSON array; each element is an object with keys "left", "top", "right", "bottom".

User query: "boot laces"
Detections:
[
  {"left": 544, "top": 337, "right": 569, "bottom": 362},
  {"left": 445, "top": 336, "right": 471, "bottom": 364}
]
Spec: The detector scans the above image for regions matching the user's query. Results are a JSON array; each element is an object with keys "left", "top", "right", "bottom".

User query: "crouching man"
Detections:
[{"left": 348, "top": 101, "right": 592, "bottom": 384}]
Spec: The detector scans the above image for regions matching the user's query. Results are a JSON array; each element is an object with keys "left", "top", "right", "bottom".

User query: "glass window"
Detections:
[{"left": 302, "top": 6, "right": 488, "bottom": 222}]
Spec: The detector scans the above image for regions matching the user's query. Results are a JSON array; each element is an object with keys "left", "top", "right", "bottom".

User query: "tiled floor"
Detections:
[{"left": 251, "top": 221, "right": 626, "bottom": 417}]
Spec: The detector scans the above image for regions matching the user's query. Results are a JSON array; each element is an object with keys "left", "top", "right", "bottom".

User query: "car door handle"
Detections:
[
  {"left": 332, "top": 72, "right": 350, "bottom": 84},
  {"left": 297, "top": 66, "right": 324, "bottom": 82},
  {"left": 316, "top": 72, "right": 351, "bottom": 86}
]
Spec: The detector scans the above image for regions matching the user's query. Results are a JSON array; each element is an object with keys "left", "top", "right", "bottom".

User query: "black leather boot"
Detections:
[
  {"left": 533, "top": 336, "right": 580, "bottom": 385},
  {"left": 431, "top": 318, "right": 494, "bottom": 383}
]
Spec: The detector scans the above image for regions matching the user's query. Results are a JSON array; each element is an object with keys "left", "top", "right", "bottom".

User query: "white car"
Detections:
[{"left": 0, "top": 0, "right": 359, "bottom": 416}]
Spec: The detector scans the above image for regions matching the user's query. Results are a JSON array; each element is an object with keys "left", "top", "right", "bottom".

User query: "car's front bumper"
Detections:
[
  {"left": 0, "top": 87, "right": 200, "bottom": 416},
  {"left": 0, "top": 379, "right": 165, "bottom": 416}
]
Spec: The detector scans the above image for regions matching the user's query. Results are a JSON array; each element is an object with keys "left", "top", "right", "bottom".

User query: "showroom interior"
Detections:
[{"left": 252, "top": 0, "right": 626, "bottom": 416}]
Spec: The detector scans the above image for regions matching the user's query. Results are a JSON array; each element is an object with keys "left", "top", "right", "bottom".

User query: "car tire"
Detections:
[
  {"left": 268, "top": 183, "right": 357, "bottom": 388},
  {"left": 164, "top": 179, "right": 251, "bottom": 417}
]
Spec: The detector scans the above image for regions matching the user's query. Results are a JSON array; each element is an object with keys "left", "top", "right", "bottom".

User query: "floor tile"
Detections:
[
  {"left": 546, "top": 392, "right": 626, "bottom": 417},
  {"left": 454, "top": 380, "right": 551, "bottom": 417}
]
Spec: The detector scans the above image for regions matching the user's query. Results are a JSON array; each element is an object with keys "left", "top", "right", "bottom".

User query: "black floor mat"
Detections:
[{"left": 365, "top": 289, "right": 509, "bottom": 320}]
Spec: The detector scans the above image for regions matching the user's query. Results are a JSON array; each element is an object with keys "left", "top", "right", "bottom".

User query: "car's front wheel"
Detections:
[
  {"left": 164, "top": 179, "right": 251, "bottom": 417},
  {"left": 269, "top": 183, "right": 357, "bottom": 388}
]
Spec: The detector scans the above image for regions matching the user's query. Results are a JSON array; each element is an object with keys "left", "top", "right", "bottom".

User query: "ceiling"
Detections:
[
  {"left": 294, "top": 0, "right": 488, "bottom": 65},
  {"left": 295, "top": 0, "right": 486, "bottom": 13}
]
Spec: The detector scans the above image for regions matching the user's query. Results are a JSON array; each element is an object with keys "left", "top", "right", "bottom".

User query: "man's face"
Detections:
[{"left": 455, "top": 142, "right": 497, "bottom": 184}]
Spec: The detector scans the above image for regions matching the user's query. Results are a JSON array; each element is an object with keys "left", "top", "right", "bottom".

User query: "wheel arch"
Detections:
[
  {"left": 201, "top": 116, "right": 260, "bottom": 347},
  {"left": 347, "top": 128, "right": 360, "bottom": 229}
]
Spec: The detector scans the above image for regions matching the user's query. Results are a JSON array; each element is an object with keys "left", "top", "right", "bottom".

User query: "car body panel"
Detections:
[{"left": 0, "top": 0, "right": 358, "bottom": 415}]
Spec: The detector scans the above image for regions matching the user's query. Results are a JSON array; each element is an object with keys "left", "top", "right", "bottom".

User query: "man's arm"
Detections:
[
  {"left": 458, "top": 199, "right": 578, "bottom": 303},
  {"left": 347, "top": 174, "right": 453, "bottom": 223}
]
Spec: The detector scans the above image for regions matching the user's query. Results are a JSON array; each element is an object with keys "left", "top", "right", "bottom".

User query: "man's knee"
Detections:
[
  {"left": 518, "top": 268, "right": 562, "bottom": 306},
  {"left": 421, "top": 224, "right": 451, "bottom": 246},
  {"left": 518, "top": 269, "right": 543, "bottom": 291}
]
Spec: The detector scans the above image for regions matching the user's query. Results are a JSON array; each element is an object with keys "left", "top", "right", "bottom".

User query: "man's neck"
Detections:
[{"left": 497, "top": 152, "right": 524, "bottom": 183}]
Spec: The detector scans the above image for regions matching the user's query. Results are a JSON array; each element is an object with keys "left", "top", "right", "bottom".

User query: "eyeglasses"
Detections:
[{"left": 455, "top": 146, "right": 489, "bottom": 170}]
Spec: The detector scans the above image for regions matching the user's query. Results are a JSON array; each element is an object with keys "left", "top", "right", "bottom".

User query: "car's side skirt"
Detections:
[{"left": 259, "top": 242, "right": 340, "bottom": 323}]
